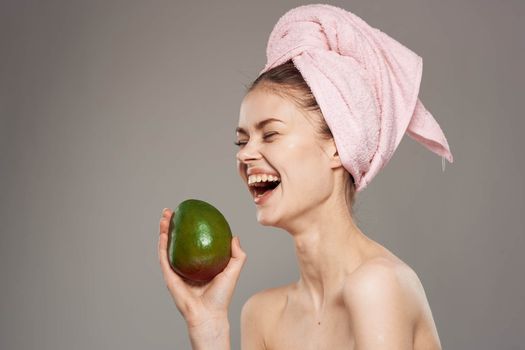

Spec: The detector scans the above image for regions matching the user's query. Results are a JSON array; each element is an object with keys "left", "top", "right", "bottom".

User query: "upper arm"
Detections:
[
  {"left": 343, "top": 261, "right": 417, "bottom": 350},
  {"left": 241, "top": 293, "right": 267, "bottom": 350}
]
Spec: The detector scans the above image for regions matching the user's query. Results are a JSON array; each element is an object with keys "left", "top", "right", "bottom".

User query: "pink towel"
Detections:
[{"left": 260, "top": 4, "right": 454, "bottom": 192}]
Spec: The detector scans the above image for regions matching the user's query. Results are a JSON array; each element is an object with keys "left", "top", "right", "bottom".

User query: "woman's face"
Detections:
[{"left": 235, "top": 88, "right": 338, "bottom": 227}]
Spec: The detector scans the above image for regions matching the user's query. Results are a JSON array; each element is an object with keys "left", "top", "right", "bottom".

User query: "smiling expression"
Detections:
[{"left": 235, "top": 88, "right": 339, "bottom": 227}]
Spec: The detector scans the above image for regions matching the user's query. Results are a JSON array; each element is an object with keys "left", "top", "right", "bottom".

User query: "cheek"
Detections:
[
  {"left": 236, "top": 160, "right": 246, "bottom": 179},
  {"left": 281, "top": 139, "right": 332, "bottom": 188},
  {"left": 279, "top": 135, "right": 311, "bottom": 160}
]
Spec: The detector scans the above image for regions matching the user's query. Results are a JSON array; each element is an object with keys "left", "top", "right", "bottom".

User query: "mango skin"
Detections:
[{"left": 168, "top": 199, "right": 232, "bottom": 283}]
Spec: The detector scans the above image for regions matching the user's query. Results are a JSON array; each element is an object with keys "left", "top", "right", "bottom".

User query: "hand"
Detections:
[{"left": 158, "top": 208, "right": 247, "bottom": 329}]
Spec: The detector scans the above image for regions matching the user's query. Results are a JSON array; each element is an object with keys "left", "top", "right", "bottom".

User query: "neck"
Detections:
[{"left": 285, "top": 194, "right": 372, "bottom": 311}]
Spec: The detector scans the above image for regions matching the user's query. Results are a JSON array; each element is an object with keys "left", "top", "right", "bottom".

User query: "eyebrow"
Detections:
[{"left": 235, "top": 118, "right": 284, "bottom": 135}]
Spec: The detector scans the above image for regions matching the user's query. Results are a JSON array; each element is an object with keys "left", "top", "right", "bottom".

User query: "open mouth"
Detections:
[{"left": 250, "top": 179, "right": 281, "bottom": 198}]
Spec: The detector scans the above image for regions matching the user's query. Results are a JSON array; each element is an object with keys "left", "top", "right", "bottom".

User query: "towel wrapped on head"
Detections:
[{"left": 259, "top": 4, "right": 454, "bottom": 192}]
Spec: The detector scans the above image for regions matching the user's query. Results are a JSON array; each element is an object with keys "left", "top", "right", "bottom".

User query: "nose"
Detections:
[{"left": 236, "top": 140, "right": 262, "bottom": 164}]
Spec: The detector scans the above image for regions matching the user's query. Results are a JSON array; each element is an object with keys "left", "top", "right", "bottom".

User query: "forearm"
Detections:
[{"left": 187, "top": 317, "right": 231, "bottom": 350}]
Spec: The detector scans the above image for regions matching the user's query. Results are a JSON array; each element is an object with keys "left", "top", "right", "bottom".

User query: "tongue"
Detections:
[
  {"left": 257, "top": 186, "right": 271, "bottom": 196},
  {"left": 256, "top": 182, "right": 279, "bottom": 196}
]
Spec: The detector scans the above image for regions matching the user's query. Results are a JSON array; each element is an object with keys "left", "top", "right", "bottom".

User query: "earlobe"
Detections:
[{"left": 330, "top": 149, "right": 343, "bottom": 169}]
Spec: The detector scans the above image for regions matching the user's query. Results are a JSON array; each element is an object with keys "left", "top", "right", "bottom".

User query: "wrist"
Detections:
[
  {"left": 187, "top": 316, "right": 230, "bottom": 350},
  {"left": 186, "top": 311, "right": 228, "bottom": 329}
]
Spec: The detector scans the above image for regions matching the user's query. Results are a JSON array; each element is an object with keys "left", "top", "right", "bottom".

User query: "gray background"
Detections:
[{"left": 1, "top": 0, "right": 523, "bottom": 349}]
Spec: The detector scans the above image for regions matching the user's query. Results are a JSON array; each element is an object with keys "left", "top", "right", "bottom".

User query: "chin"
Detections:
[
  {"left": 256, "top": 214, "right": 274, "bottom": 226},
  {"left": 256, "top": 210, "right": 281, "bottom": 227}
]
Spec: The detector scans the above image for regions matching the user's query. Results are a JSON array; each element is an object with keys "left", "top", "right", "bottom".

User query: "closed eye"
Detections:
[
  {"left": 263, "top": 132, "right": 278, "bottom": 140},
  {"left": 234, "top": 132, "right": 278, "bottom": 147}
]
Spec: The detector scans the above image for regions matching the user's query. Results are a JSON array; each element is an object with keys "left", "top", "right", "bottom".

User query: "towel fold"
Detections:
[{"left": 260, "top": 4, "right": 453, "bottom": 192}]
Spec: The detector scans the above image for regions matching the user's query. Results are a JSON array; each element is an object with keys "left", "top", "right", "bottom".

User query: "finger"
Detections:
[
  {"left": 158, "top": 217, "right": 191, "bottom": 301},
  {"left": 159, "top": 212, "right": 169, "bottom": 235},
  {"left": 157, "top": 226, "right": 175, "bottom": 284},
  {"left": 206, "top": 236, "right": 247, "bottom": 303},
  {"left": 214, "top": 236, "right": 247, "bottom": 290},
  {"left": 231, "top": 236, "right": 246, "bottom": 260},
  {"left": 161, "top": 207, "right": 173, "bottom": 220}
]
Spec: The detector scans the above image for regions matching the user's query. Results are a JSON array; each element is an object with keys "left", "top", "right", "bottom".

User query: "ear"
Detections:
[{"left": 326, "top": 139, "right": 343, "bottom": 169}]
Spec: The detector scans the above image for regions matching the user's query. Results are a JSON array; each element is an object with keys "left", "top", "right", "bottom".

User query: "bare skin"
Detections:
[
  {"left": 240, "top": 231, "right": 442, "bottom": 350},
  {"left": 158, "top": 88, "right": 442, "bottom": 349}
]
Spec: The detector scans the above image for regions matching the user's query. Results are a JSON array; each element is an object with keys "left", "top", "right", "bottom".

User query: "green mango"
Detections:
[{"left": 168, "top": 199, "right": 232, "bottom": 283}]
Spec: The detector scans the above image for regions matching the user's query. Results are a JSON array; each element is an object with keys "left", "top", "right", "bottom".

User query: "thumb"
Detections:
[
  {"left": 215, "top": 236, "right": 247, "bottom": 283},
  {"left": 231, "top": 236, "right": 246, "bottom": 259},
  {"left": 204, "top": 236, "right": 247, "bottom": 308}
]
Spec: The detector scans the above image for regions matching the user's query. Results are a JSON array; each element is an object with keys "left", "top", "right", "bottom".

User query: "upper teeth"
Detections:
[{"left": 248, "top": 174, "right": 281, "bottom": 185}]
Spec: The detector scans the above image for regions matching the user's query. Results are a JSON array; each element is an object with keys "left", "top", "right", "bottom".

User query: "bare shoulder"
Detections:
[
  {"left": 342, "top": 255, "right": 427, "bottom": 348},
  {"left": 242, "top": 283, "right": 291, "bottom": 313},
  {"left": 344, "top": 254, "right": 425, "bottom": 318},
  {"left": 241, "top": 284, "right": 292, "bottom": 349},
  {"left": 355, "top": 252, "right": 423, "bottom": 289}
]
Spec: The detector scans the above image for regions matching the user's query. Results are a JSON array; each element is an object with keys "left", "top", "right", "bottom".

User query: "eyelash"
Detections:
[{"left": 234, "top": 132, "right": 278, "bottom": 147}]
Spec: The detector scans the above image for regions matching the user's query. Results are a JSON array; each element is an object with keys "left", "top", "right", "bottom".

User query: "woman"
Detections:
[{"left": 158, "top": 4, "right": 452, "bottom": 349}]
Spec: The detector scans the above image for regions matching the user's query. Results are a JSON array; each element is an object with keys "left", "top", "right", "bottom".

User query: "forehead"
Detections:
[{"left": 236, "top": 90, "right": 299, "bottom": 134}]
